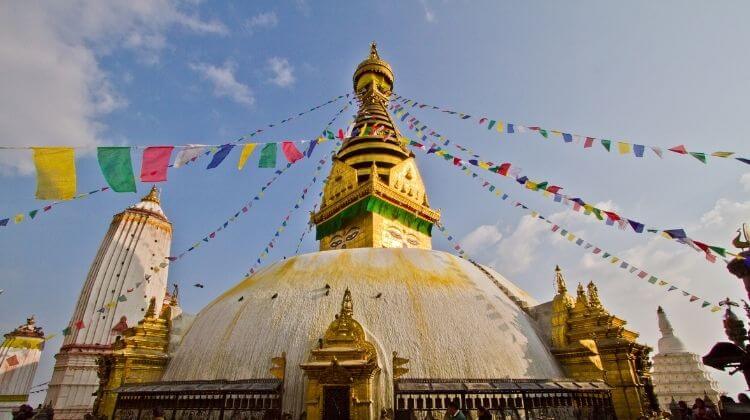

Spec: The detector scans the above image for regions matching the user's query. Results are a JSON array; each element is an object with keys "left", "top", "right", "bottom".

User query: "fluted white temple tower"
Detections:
[
  {"left": 44, "top": 187, "right": 173, "bottom": 419},
  {"left": 651, "top": 306, "right": 721, "bottom": 409},
  {"left": 0, "top": 317, "right": 45, "bottom": 420}
]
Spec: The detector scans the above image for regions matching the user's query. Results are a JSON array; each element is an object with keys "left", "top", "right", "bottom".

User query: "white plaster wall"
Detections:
[{"left": 163, "top": 248, "right": 564, "bottom": 416}]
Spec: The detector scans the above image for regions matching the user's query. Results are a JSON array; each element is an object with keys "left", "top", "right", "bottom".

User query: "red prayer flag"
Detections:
[
  {"left": 453, "top": 157, "right": 462, "bottom": 166},
  {"left": 281, "top": 142, "right": 304, "bottom": 163},
  {"left": 546, "top": 185, "right": 562, "bottom": 193},
  {"left": 337, "top": 129, "right": 345, "bottom": 139},
  {"left": 498, "top": 163, "right": 511, "bottom": 176},
  {"left": 6, "top": 355, "right": 19, "bottom": 367},
  {"left": 74, "top": 320, "right": 85, "bottom": 330},
  {"left": 140, "top": 146, "right": 174, "bottom": 182},
  {"left": 602, "top": 210, "right": 621, "bottom": 221},
  {"left": 584, "top": 137, "right": 594, "bottom": 148},
  {"left": 668, "top": 145, "right": 688, "bottom": 154}
]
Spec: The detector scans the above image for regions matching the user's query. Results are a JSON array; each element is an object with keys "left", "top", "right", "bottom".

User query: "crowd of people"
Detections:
[{"left": 10, "top": 404, "right": 53, "bottom": 420}]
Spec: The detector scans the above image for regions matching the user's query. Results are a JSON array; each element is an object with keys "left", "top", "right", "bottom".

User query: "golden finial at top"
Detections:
[
  {"left": 370, "top": 41, "right": 379, "bottom": 59},
  {"left": 340, "top": 288, "right": 354, "bottom": 318},
  {"left": 141, "top": 185, "right": 160, "bottom": 205},
  {"left": 554, "top": 265, "right": 567, "bottom": 294}
]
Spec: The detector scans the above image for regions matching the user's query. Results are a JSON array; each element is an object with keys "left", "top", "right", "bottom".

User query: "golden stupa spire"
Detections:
[
  {"left": 141, "top": 185, "right": 160, "bottom": 204},
  {"left": 311, "top": 44, "right": 440, "bottom": 251},
  {"left": 554, "top": 265, "right": 567, "bottom": 294}
]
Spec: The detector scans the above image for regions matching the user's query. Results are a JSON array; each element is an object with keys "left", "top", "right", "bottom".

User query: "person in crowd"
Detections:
[
  {"left": 692, "top": 398, "right": 717, "bottom": 419},
  {"left": 675, "top": 400, "right": 692, "bottom": 420},
  {"left": 13, "top": 404, "right": 34, "bottom": 420},
  {"left": 152, "top": 407, "right": 165, "bottom": 420},
  {"left": 475, "top": 405, "right": 491, "bottom": 420},
  {"left": 738, "top": 393, "right": 750, "bottom": 404},
  {"left": 444, "top": 400, "right": 466, "bottom": 420}
]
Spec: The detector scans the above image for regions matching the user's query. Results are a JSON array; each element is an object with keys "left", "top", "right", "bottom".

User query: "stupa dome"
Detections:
[{"left": 162, "top": 248, "right": 563, "bottom": 414}]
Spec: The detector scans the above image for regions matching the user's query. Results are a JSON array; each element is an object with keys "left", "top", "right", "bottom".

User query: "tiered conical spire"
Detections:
[{"left": 312, "top": 44, "right": 440, "bottom": 251}]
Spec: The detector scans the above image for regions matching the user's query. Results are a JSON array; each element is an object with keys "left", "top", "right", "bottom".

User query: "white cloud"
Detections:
[
  {"left": 245, "top": 11, "right": 278, "bottom": 33},
  {"left": 190, "top": 61, "right": 255, "bottom": 106},
  {"left": 741, "top": 172, "right": 750, "bottom": 192},
  {"left": 461, "top": 225, "right": 503, "bottom": 255},
  {"left": 0, "top": 1, "right": 226, "bottom": 174},
  {"left": 267, "top": 57, "right": 295, "bottom": 88}
]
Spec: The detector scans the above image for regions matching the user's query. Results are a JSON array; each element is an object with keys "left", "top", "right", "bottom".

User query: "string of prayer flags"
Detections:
[
  {"left": 425, "top": 148, "right": 721, "bottom": 314},
  {"left": 97, "top": 147, "right": 136, "bottom": 192},
  {"left": 246, "top": 145, "right": 339, "bottom": 276},
  {"left": 33, "top": 147, "right": 77, "bottom": 200},
  {"left": 140, "top": 146, "right": 174, "bottom": 182},
  {"left": 397, "top": 113, "right": 735, "bottom": 264},
  {"left": 258, "top": 143, "right": 278, "bottom": 168},
  {"left": 167, "top": 103, "right": 351, "bottom": 263},
  {"left": 206, "top": 144, "right": 235, "bottom": 169},
  {"left": 237, "top": 143, "right": 258, "bottom": 170},
  {"left": 391, "top": 93, "right": 750, "bottom": 167},
  {"left": 0, "top": 187, "right": 111, "bottom": 228},
  {"left": 282, "top": 141, "right": 304, "bottom": 163}
]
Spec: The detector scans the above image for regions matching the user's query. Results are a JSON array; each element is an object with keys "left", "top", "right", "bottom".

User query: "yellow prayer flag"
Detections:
[
  {"left": 33, "top": 147, "right": 76, "bottom": 200},
  {"left": 711, "top": 151, "right": 734, "bottom": 158},
  {"left": 14, "top": 213, "right": 24, "bottom": 224},
  {"left": 237, "top": 143, "right": 258, "bottom": 170},
  {"left": 567, "top": 233, "right": 575, "bottom": 241},
  {"left": 610, "top": 257, "right": 619, "bottom": 263},
  {"left": 710, "top": 306, "right": 721, "bottom": 312},
  {"left": 496, "top": 121, "right": 504, "bottom": 133},
  {"left": 478, "top": 162, "right": 490, "bottom": 170},
  {"left": 617, "top": 142, "right": 631, "bottom": 155}
]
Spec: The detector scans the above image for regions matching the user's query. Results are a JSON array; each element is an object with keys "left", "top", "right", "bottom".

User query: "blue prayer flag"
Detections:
[
  {"left": 633, "top": 144, "right": 645, "bottom": 157},
  {"left": 207, "top": 144, "right": 235, "bottom": 169},
  {"left": 562, "top": 133, "right": 573, "bottom": 143}
]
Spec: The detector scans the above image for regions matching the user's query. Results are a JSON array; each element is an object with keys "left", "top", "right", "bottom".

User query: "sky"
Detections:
[{"left": 1, "top": 0, "right": 749, "bottom": 404}]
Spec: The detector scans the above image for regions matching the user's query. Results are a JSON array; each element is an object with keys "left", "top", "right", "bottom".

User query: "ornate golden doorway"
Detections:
[{"left": 323, "top": 386, "right": 350, "bottom": 420}]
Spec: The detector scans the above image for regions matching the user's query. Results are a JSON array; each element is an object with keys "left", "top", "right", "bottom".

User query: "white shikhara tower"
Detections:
[
  {"left": 0, "top": 317, "right": 45, "bottom": 419},
  {"left": 45, "top": 187, "right": 173, "bottom": 419},
  {"left": 651, "top": 306, "right": 721, "bottom": 409}
]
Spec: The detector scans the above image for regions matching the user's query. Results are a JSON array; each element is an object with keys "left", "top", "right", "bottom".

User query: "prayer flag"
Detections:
[
  {"left": 711, "top": 151, "right": 733, "bottom": 158},
  {"left": 702, "top": 301, "right": 711, "bottom": 308},
  {"left": 648, "top": 276, "right": 658, "bottom": 284},
  {"left": 506, "top": 124, "right": 514, "bottom": 133},
  {"left": 627, "top": 220, "right": 645, "bottom": 233},
  {"left": 633, "top": 144, "right": 645, "bottom": 157},
  {"left": 97, "top": 147, "right": 136, "bottom": 192},
  {"left": 663, "top": 229, "right": 687, "bottom": 239},
  {"left": 0, "top": 218, "right": 8, "bottom": 226},
  {"left": 174, "top": 145, "right": 205, "bottom": 168},
  {"left": 14, "top": 214, "right": 24, "bottom": 224},
  {"left": 237, "top": 144, "right": 258, "bottom": 170},
  {"left": 617, "top": 142, "right": 631, "bottom": 154},
  {"left": 637, "top": 271, "right": 648, "bottom": 278},
  {"left": 74, "top": 320, "right": 85, "bottom": 330},
  {"left": 487, "top": 120, "right": 496, "bottom": 130},
  {"left": 600, "top": 139, "right": 611, "bottom": 151},
  {"left": 668, "top": 145, "right": 688, "bottom": 154},
  {"left": 29, "top": 210, "right": 38, "bottom": 219},
  {"left": 258, "top": 143, "right": 277, "bottom": 168},
  {"left": 689, "top": 295, "right": 699, "bottom": 302},
  {"left": 668, "top": 286, "right": 678, "bottom": 292},
  {"left": 281, "top": 142, "right": 304, "bottom": 163},
  {"left": 140, "top": 146, "right": 173, "bottom": 182},
  {"left": 737, "top": 157, "right": 750, "bottom": 165},
  {"left": 305, "top": 138, "right": 318, "bottom": 158},
  {"left": 33, "top": 147, "right": 77, "bottom": 200},
  {"left": 583, "top": 137, "right": 594, "bottom": 148},
  {"left": 207, "top": 144, "right": 235, "bottom": 169},
  {"left": 689, "top": 152, "right": 707, "bottom": 163},
  {"left": 562, "top": 133, "right": 573, "bottom": 143}
]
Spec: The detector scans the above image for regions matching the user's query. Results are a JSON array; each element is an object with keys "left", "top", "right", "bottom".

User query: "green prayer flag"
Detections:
[
  {"left": 539, "top": 129, "right": 548, "bottom": 138},
  {"left": 258, "top": 143, "right": 277, "bottom": 168},
  {"left": 97, "top": 147, "right": 136, "bottom": 192},
  {"left": 29, "top": 210, "right": 38, "bottom": 219},
  {"left": 648, "top": 276, "right": 658, "bottom": 284},
  {"left": 709, "top": 246, "right": 726, "bottom": 257},
  {"left": 689, "top": 152, "right": 707, "bottom": 163},
  {"left": 601, "top": 139, "right": 611, "bottom": 151}
]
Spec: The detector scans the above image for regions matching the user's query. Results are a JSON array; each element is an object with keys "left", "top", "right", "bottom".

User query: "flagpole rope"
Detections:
[{"left": 391, "top": 92, "right": 750, "bottom": 167}]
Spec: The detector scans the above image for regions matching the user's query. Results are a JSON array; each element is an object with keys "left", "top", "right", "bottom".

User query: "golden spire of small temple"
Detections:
[
  {"left": 554, "top": 265, "right": 567, "bottom": 294},
  {"left": 587, "top": 281, "right": 603, "bottom": 308},
  {"left": 340, "top": 288, "right": 354, "bottom": 318},
  {"left": 141, "top": 186, "right": 160, "bottom": 204},
  {"left": 574, "top": 283, "right": 589, "bottom": 311}
]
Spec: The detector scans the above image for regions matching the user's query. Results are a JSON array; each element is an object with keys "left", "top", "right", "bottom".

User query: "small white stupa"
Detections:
[{"left": 651, "top": 306, "right": 721, "bottom": 409}]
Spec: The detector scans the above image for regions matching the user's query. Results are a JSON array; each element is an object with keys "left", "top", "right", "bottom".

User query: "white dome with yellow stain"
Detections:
[{"left": 163, "top": 248, "right": 563, "bottom": 415}]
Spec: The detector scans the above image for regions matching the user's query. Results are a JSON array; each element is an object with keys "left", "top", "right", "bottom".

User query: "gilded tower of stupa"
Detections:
[{"left": 312, "top": 43, "right": 440, "bottom": 251}]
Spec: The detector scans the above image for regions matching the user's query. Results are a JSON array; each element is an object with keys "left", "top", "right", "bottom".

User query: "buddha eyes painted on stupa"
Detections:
[
  {"left": 383, "top": 225, "right": 420, "bottom": 248},
  {"left": 329, "top": 226, "right": 361, "bottom": 249}
]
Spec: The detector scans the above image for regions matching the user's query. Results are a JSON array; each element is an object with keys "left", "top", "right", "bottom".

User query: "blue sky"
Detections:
[{"left": 2, "top": 1, "right": 750, "bottom": 401}]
